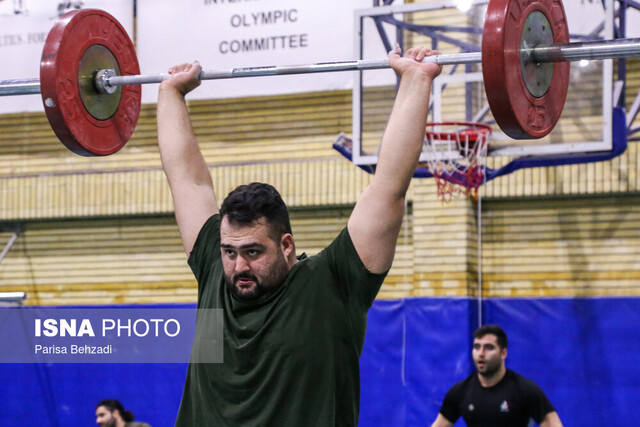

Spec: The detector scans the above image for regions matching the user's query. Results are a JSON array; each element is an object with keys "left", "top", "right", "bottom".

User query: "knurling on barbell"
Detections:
[{"left": 1, "top": 2, "right": 639, "bottom": 155}]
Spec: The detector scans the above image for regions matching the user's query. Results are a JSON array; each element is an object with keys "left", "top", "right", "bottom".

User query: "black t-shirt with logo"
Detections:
[{"left": 439, "top": 369, "right": 555, "bottom": 426}]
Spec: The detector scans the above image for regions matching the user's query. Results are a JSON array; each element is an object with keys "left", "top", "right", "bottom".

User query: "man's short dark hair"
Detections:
[
  {"left": 220, "top": 182, "right": 292, "bottom": 241},
  {"left": 96, "top": 399, "right": 134, "bottom": 422},
  {"left": 473, "top": 324, "right": 508, "bottom": 350}
]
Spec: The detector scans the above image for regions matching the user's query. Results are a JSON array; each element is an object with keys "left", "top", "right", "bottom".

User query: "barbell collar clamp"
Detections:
[{"left": 95, "top": 69, "right": 118, "bottom": 95}]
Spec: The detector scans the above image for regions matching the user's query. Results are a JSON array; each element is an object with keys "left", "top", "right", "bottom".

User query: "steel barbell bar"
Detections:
[
  {"left": 2, "top": 38, "right": 640, "bottom": 97},
  {"left": 101, "top": 39, "right": 640, "bottom": 88},
  {"left": 1, "top": 53, "right": 481, "bottom": 97}
]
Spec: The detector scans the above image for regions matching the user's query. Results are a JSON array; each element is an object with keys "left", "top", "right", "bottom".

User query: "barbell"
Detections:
[{"left": 0, "top": 1, "right": 640, "bottom": 156}]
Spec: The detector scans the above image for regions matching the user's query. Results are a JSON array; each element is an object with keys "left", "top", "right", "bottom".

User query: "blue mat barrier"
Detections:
[{"left": 1, "top": 297, "right": 638, "bottom": 426}]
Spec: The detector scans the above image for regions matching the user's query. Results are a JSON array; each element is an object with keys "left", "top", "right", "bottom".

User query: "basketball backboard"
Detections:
[{"left": 341, "top": 0, "right": 623, "bottom": 175}]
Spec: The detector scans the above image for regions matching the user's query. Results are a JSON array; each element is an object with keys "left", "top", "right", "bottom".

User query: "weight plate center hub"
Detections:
[
  {"left": 520, "top": 11, "right": 554, "bottom": 98},
  {"left": 78, "top": 44, "right": 122, "bottom": 120}
]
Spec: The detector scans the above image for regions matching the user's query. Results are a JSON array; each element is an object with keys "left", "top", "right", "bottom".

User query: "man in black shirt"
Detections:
[{"left": 431, "top": 325, "right": 563, "bottom": 427}]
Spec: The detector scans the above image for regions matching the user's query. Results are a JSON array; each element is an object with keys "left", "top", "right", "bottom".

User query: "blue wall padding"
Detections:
[
  {"left": 483, "top": 297, "right": 640, "bottom": 427},
  {"left": 1, "top": 297, "right": 639, "bottom": 426},
  {"left": 0, "top": 362, "right": 186, "bottom": 427},
  {"left": 359, "top": 298, "right": 474, "bottom": 426}
]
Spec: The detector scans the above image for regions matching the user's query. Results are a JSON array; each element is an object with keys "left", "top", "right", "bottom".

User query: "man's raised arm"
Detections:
[
  {"left": 348, "top": 46, "right": 442, "bottom": 273},
  {"left": 431, "top": 414, "right": 454, "bottom": 427},
  {"left": 540, "top": 411, "right": 563, "bottom": 427},
  {"left": 157, "top": 62, "right": 219, "bottom": 255}
]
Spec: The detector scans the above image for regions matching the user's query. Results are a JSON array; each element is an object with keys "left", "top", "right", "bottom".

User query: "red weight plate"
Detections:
[
  {"left": 40, "top": 9, "right": 140, "bottom": 156},
  {"left": 482, "top": 0, "right": 570, "bottom": 139}
]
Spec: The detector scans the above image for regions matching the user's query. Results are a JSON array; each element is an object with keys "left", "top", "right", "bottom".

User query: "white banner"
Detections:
[
  {"left": 564, "top": 0, "right": 608, "bottom": 35},
  {"left": 563, "top": 1, "right": 640, "bottom": 48},
  {"left": 0, "top": 0, "right": 134, "bottom": 114},
  {"left": 137, "top": 0, "right": 403, "bottom": 103}
]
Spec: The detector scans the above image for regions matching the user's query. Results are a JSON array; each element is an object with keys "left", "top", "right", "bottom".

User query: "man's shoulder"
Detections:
[
  {"left": 189, "top": 213, "right": 221, "bottom": 262},
  {"left": 124, "top": 422, "right": 152, "bottom": 427},
  {"left": 506, "top": 369, "right": 545, "bottom": 392},
  {"left": 304, "top": 227, "right": 351, "bottom": 263},
  {"left": 508, "top": 369, "right": 537, "bottom": 383}
]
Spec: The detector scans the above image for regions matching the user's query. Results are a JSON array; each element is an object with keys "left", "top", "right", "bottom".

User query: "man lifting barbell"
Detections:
[{"left": 156, "top": 45, "right": 441, "bottom": 426}]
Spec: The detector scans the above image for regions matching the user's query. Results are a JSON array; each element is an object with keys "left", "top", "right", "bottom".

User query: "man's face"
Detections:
[
  {"left": 220, "top": 217, "right": 292, "bottom": 302},
  {"left": 472, "top": 334, "right": 506, "bottom": 377},
  {"left": 95, "top": 406, "right": 116, "bottom": 427}
]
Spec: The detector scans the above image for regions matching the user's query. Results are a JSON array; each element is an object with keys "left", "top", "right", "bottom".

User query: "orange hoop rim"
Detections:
[{"left": 425, "top": 121, "right": 492, "bottom": 142}]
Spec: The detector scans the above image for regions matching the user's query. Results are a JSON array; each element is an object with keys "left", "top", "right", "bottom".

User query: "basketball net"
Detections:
[{"left": 423, "top": 122, "right": 492, "bottom": 202}]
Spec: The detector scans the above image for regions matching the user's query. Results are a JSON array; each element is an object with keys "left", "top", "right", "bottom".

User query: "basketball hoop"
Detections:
[{"left": 423, "top": 122, "right": 492, "bottom": 202}]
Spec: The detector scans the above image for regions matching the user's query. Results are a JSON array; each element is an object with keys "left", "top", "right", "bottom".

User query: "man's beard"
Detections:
[
  {"left": 224, "top": 253, "right": 290, "bottom": 302},
  {"left": 99, "top": 419, "right": 116, "bottom": 427},
  {"left": 476, "top": 358, "right": 502, "bottom": 378}
]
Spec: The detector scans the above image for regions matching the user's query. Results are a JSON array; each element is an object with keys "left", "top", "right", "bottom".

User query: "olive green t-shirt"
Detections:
[{"left": 174, "top": 214, "right": 387, "bottom": 427}]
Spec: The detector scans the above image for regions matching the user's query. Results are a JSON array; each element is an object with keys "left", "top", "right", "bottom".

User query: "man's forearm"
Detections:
[
  {"left": 373, "top": 68, "right": 432, "bottom": 196},
  {"left": 157, "top": 86, "right": 212, "bottom": 189},
  {"left": 346, "top": 48, "right": 440, "bottom": 273},
  {"left": 156, "top": 62, "right": 218, "bottom": 254}
]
